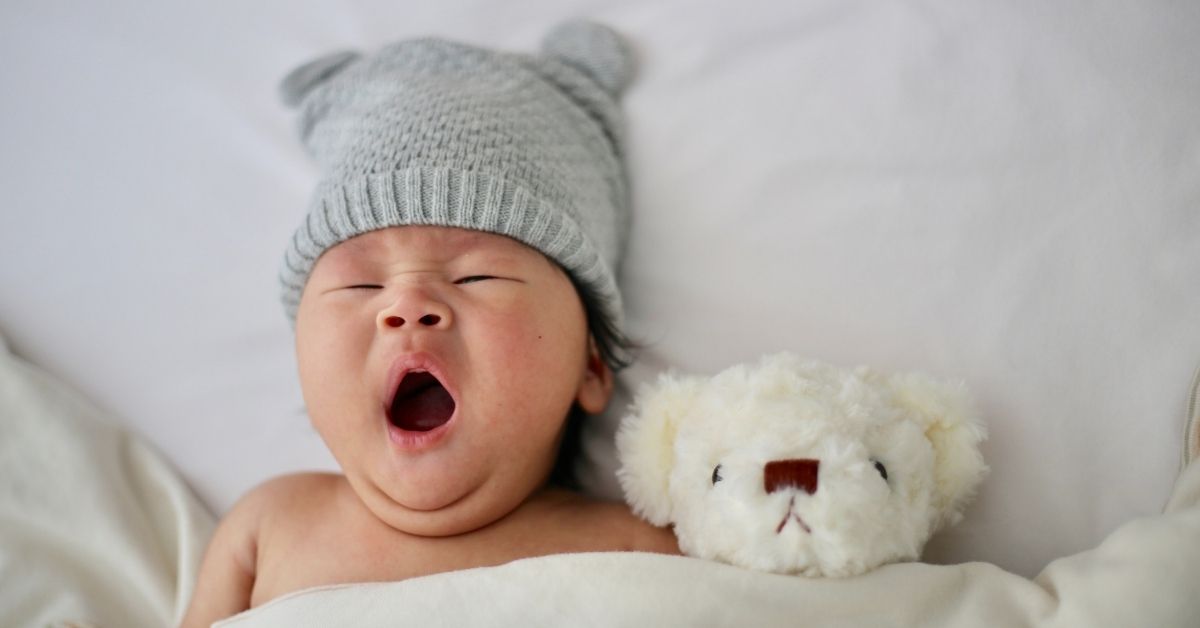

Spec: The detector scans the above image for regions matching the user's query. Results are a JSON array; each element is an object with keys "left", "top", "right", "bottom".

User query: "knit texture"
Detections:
[{"left": 277, "top": 19, "right": 635, "bottom": 328}]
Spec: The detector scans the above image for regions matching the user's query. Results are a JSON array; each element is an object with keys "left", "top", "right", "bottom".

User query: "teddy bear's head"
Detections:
[{"left": 616, "top": 353, "right": 988, "bottom": 577}]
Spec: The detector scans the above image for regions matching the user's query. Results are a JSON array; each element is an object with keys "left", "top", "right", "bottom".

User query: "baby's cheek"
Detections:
[
  {"left": 302, "top": 376, "right": 350, "bottom": 440},
  {"left": 486, "top": 297, "right": 587, "bottom": 372},
  {"left": 295, "top": 317, "right": 372, "bottom": 440}
]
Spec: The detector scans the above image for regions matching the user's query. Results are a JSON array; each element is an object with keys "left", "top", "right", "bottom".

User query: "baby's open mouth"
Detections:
[{"left": 388, "top": 371, "right": 456, "bottom": 431}]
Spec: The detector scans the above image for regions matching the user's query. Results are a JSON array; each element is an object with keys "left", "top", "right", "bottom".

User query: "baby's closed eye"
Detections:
[{"left": 454, "top": 275, "right": 498, "bottom": 284}]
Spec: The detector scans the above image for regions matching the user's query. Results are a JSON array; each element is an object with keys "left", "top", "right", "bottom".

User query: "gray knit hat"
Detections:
[{"left": 277, "top": 19, "right": 635, "bottom": 329}]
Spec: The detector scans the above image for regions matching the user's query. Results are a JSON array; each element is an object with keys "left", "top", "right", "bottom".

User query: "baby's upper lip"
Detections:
[{"left": 381, "top": 352, "right": 458, "bottom": 414}]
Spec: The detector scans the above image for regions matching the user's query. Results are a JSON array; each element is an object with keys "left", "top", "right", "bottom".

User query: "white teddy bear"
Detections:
[{"left": 616, "top": 352, "right": 988, "bottom": 577}]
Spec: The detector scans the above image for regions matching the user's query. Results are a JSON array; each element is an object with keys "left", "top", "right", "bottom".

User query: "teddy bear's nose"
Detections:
[{"left": 764, "top": 459, "right": 820, "bottom": 495}]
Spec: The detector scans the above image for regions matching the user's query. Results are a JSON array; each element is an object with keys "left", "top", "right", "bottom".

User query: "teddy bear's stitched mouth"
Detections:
[
  {"left": 776, "top": 497, "right": 813, "bottom": 534},
  {"left": 776, "top": 512, "right": 812, "bottom": 535}
]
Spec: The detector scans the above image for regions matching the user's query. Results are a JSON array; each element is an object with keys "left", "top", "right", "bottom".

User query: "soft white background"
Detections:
[{"left": 2, "top": 0, "right": 1197, "bottom": 579}]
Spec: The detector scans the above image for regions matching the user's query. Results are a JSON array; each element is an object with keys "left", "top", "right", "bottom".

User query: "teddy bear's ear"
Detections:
[
  {"left": 883, "top": 371, "right": 989, "bottom": 532},
  {"left": 615, "top": 372, "right": 705, "bottom": 526}
]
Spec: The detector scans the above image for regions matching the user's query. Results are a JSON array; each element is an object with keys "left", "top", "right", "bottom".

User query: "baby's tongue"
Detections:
[{"left": 391, "top": 383, "right": 455, "bottom": 431}]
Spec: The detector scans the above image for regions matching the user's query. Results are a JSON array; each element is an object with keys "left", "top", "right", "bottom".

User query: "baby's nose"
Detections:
[
  {"left": 378, "top": 292, "right": 453, "bottom": 330},
  {"left": 764, "top": 459, "right": 820, "bottom": 495},
  {"left": 382, "top": 313, "right": 446, "bottom": 328}
]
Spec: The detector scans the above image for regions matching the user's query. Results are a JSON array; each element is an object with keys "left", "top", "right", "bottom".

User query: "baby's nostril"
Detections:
[
  {"left": 384, "top": 316, "right": 404, "bottom": 328},
  {"left": 419, "top": 314, "right": 441, "bottom": 326}
]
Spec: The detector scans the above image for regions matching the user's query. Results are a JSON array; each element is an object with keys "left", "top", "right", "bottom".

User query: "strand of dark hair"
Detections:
[{"left": 548, "top": 276, "right": 640, "bottom": 489}]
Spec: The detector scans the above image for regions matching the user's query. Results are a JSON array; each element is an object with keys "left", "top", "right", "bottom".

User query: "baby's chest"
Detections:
[
  {"left": 248, "top": 507, "right": 604, "bottom": 608},
  {"left": 250, "top": 519, "right": 476, "bottom": 606}
]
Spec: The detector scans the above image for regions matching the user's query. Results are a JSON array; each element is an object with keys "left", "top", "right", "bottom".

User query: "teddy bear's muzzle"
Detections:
[{"left": 764, "top": 459, "right": 820, "bottom": 495}]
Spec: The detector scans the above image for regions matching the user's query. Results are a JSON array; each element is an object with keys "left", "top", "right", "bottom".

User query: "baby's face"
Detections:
[{"left": 295, "top": 226, "right": 612, "bottom": 536}]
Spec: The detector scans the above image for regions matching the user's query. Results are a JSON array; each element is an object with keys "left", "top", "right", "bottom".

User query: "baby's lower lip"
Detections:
[{"left": 385, "top": 410, "right": 456, "bottom": 452}]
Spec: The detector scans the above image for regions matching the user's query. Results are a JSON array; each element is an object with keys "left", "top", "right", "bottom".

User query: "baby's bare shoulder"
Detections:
[
  {"left": 214, "top": 473, "right": 327, "bottom": 531},
  {"left": 603, "top": 502, "right": 680, "bottom": 555},
  {"left": 245, "top": 472, "right": 341, "bottom": 508},
  {"left": 540, "top": 491, "right": 680, "bottom": 555},
  {"left": 181, "top": 473, "right": 342, "bottom": 626}
]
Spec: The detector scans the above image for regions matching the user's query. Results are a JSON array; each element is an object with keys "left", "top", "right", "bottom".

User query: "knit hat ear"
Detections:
[
  {"left": 278, "top": 49, "right": 362, "bottom": 108},
  {"left": 541, "top": 19, "right": 635, "bottom": 97}
]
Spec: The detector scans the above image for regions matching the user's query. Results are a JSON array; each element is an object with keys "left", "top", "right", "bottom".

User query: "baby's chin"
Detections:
[{"left": 353, "top": 470, "right": 543, "bottom": 537}]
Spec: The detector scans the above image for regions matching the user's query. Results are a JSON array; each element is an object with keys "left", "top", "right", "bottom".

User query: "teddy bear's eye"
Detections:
[
  {"left": 873, "top": 460, "right": 888, "bottom": 481},
  {"left": 711, "top": 464, "right": 723, "bottom": 485}
]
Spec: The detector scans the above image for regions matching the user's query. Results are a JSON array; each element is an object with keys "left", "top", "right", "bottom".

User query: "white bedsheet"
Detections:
[
  {"left": 0, "top": 332, "right": 212, "bottom": 627},
  {"left": 2, "top": 0, "right": 1198, "bottom": 585}
]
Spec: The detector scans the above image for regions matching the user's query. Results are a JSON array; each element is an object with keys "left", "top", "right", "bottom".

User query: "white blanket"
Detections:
[
  {"left": 0, "top": 332, "right": 214, "bottom": 628},
  {"left": 221, "top": 461, "right": 1200, "bottom": 628}
]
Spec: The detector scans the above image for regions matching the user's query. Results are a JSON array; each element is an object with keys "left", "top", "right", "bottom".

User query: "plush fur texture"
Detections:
[{"left": 616, "top": 353, "right": 988, "bottom": 577}]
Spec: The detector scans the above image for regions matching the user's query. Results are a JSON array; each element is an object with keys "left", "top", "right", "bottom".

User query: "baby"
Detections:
[{"left": 181, "top": 20, "right": 678, "bottom": 626}]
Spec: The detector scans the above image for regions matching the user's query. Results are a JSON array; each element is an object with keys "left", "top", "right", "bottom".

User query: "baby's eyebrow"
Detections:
[
  {"left": 342, "top": 239, "right": 374, "bottom": 256},
  {"left": 319, "top": 248, "right": 373, "bottom": 274},
  {"left": 458, "top": 252, "right": 523, "bottom": 267},
  {"left": 452, "top": 242, "right": 535, "bottom": 266}
]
